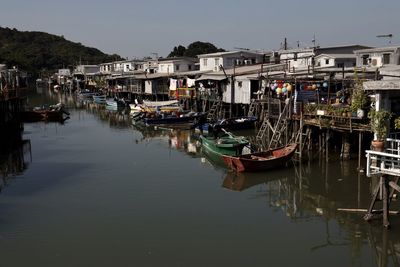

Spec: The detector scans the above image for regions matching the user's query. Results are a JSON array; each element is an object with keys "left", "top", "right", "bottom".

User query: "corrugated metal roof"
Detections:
[
  {"left": 107, "top": 70, "right": 212, "bottom": 80},
  {"left": 196, "top": 74, "right": 227, "bottom": 81},
  {"left": 364, "top": 80, "right": 400, "bottom": 90},
  {"left": 315, "top": 53, "right": 356, "bottom": 59},
  {"left": 197, "top": 50, "right": 263, "bottom": 58},
  {"left": 354, "top": 45, "right": 400, "bottom": 53},
  {"left": 211, "top": 63, "right": 286, "bottom": 76},
  {"left": 158, "top": 57, "right": 198, "bottom": 63}
]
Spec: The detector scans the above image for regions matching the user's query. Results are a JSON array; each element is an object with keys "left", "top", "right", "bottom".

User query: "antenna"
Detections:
[
  {"left": 312, "top": 34, "right": 316, "bottom": 48},
  {"left": 376, "top": 34, "right": 393, "bottom": 44}
]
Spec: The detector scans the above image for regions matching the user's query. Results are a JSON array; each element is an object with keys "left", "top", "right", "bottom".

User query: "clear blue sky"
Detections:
[{"left": 1, "top": 0, "right": 399, "bottom": 58}]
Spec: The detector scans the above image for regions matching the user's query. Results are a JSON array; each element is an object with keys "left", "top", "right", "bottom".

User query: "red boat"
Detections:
[{"left": 222, "top": 143, "right": 298, "bottom": 172}]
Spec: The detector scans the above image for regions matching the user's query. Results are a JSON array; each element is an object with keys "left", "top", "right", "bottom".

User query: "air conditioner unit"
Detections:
[{"left": 369, "top": 56, "right": 382, "bottom": 67}]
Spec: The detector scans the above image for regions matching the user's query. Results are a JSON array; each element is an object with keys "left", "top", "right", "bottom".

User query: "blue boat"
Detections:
[
  {"left": 106, "top": 98, "right": 128, "bottom": 108},
  {"left": 93, "top": 94, "right": 106, "bottom": 104},
  {"left": 143, "top": 112, "right": 207, "bottom": 126},
  {"left": 197, "top": 116, "right": 257, "bottom": 133}
]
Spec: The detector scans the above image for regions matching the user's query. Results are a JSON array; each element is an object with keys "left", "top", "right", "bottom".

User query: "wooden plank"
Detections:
[
  {"left": 337, "top": 208, "right": 400, "bottom": 215},
  {"left": 389, "top": 181, "right": 400, "bottom": 193}
]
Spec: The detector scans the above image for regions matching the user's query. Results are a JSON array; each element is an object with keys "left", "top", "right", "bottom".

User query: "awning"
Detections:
[
  {"left": 363, "top": 80, "right": 400, "bottom": 91},
  {"left": 196, "top": 74, "right": 228, "bottom": 81}
]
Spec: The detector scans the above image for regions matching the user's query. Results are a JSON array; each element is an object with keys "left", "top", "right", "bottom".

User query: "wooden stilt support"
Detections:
[
  {"left": 358, "top": 132, "right": 362, "bottom": 171},
  {"left": 364, "top": 175, "right": 400, "bottom": 228}
]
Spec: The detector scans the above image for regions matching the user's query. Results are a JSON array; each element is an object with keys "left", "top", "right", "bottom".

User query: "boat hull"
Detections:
[
  {"left": 200, "top": 134, "right": 249, "bottom": 164},
  {"left": 222, "top": 143, "right": 297, "bottom": 172},
  {"left": 143, "top": 112, "right": 206, "bottom": 126}
]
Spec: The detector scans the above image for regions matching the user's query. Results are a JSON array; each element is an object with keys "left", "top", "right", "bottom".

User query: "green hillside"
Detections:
[{"left": 0, "top": 27, "right": 122, "bottom": 76}]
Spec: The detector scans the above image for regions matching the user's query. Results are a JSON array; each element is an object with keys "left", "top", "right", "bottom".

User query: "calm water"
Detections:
[{"left": 1, "top": 89, "right": 400, "bottom": 267}]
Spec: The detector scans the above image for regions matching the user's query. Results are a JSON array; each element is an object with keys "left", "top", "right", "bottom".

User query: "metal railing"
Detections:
[{"left": 366, "top": 138, "right": 400, "bottom": 177}]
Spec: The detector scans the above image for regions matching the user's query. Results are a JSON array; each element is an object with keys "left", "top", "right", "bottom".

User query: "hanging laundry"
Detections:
[
  {"left": 187, "top": 78, "right": 196, "bottom": 87},
  {"left": 293, "top": 89, "right": 298, "bottom": 114},
  {"left": 169, "top": 78, "right": 177, "bottom": 90}
]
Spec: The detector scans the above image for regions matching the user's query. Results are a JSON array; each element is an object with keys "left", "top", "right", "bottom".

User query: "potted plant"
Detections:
[
  {"left": 350, "top": 87, "right": 368, "bottom": 118},
  {"left": 368, "top": 109, "right": 392, "bottom": 151},
  {"left": 395, "top": 116, "right": 400, "bottom": 131},
  {"left": 350, "top": 71, "right": 369, "bottom": 118}
]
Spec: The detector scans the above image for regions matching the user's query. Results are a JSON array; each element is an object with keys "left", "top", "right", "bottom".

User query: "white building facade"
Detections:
[
  {"left": 315, "top": 54, "right": 356, "bottom": 68},
  {"left": 158, "top": 57, "right": 197, "bottom": 74},
  {"left": 198, "top": 51, "right": 264, "bottom": 72}
]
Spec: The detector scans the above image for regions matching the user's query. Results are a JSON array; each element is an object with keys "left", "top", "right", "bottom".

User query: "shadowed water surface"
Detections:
[{"left": 0, "top": 91, "right": 399, "bottom": 266}]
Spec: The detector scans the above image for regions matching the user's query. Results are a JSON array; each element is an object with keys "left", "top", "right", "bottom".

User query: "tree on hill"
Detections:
[
  {"left": 168, "top": 45, "right": 186, "bottom": 57},
  {"left": 167, "top": 41, "right": 225, "bottom": 58},
  {"left": 0, "top": 27, "right": 122, "bottom": 77}
]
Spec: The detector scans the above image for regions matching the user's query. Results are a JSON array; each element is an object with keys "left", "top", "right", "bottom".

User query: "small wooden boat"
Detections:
[
  {"left": 77, "top": 89, "right": 96, "bottom": 99},
  {"left": 93, "top": 94, "right": 106, "bottom": 104},
  {"left": 209, "top": 116, "right": 258, "bottom": 131},
  {"left": 106, "top": 97, "right": 129, "bottom": 108},
  {"left": 22, "top": 103, "right": 70, "bottom": 122},
  {"left": 222, "top": 143, "right": 297, "bottom": 172},
  {"left": 143, "top": 111, "right": 206, "bottom": 126},
  {"left": 200, "top": 131, "right": 249, "bottom": 164},
  {"left": 131, "top": 100, "right": 182, "bottom": 113}
]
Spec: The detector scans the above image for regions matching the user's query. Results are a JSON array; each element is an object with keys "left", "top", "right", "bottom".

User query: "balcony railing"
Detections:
[{"left": 366, "top": 138, "right": 400, "bottom": 177}]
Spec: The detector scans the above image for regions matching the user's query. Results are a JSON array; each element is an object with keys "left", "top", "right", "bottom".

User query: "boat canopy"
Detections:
[{"left": 143, "top": 100, "right": 179, "bottom": 107}]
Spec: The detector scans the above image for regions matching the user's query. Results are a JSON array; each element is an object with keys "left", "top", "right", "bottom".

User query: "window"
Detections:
[
  {"left": 188, "top": 65, "right": 192, "bottom": 70},
  {"left": 337, "top": 63, "right": 344, "bottom": 68},
  {"left": 383, "top": 53, "right": 390, "bottom": 64},
  {"left": 325, "top": 59, "right": 330, "bottom": 65},
  {"left": 203, "top": 59, "right": 208, "bottom": 66},
  {"left": 238, "top": 81, "right": 242, "bottom": 87},
  {"left": 362, "top": 55, "right": 369, "bottom": 65},
  {"left": 176, "top": 64, "right": 180, "bottom": 71},
  {"left": 294, "top": 53, "right": 298, "bottom": 61},
  {"left": 215, "top": 58, "right": 220, "bottom": 67}
]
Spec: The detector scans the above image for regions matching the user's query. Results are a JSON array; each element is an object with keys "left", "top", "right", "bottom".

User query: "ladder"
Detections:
[
  {"left": 268, "top": 100, "right": 290, "bottom": 149},
  {"left": 293, "top": 126, "right": 311, "bottom": 157},
  {"left": 207, "top": 99, "right": 222, "bottom": 121},
  {"left": 248, "top": 99, "right": 257, "bottom": 117},
  {"left": 256, "top": 114, "right": 273, "bottom": 141}
]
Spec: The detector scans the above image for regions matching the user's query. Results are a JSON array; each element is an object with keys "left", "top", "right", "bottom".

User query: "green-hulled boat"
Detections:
[{"left": 199, "top": 131, "right": 249, "bottom": 165}]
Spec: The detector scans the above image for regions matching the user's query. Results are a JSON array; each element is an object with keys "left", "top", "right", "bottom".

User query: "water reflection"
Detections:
[
  {"left": 0, "top": 140, "right": 31, "bottom": 192},
  {"left": 222, "top": 169, "right": 291, "bottom": 192},
  {"left": 21, "top": 89, "right": 400, "bottom": 266},
  {"left": 368, "top": 226, "right": 400, "bottom": 267}
]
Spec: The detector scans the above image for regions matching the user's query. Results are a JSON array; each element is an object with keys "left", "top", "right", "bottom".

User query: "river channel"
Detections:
[{"left": 0, "top": 89, "right": 400, "bottom": 267}]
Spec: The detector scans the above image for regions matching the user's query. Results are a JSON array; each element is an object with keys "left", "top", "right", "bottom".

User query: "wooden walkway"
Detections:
[{"left": 365, "top": 138, "right": 400, "bottom": 228}]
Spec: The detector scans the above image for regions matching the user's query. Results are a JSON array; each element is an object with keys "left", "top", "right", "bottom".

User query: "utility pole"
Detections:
[{"left": 230, "top": 63, "right": 235, "bottom": 119}]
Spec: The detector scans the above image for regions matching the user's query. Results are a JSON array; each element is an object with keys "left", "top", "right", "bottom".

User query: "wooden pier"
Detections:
[
  {"left": 364, "top": 138, "right": 400, "bottom": 228},
  {"left": 0, "top": 96, "right": 25, "bottom": 152}
]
